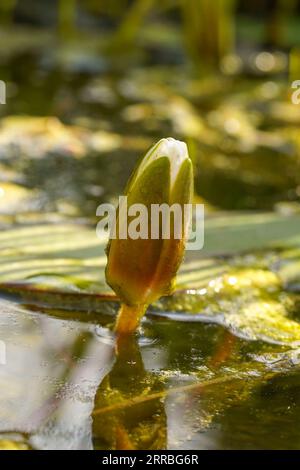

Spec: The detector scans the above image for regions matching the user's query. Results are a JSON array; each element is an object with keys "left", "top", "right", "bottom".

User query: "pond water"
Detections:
[
  {"left": 1, "top": 28, "right": 300, "bottom": 450},
  {"left": 1, "top": 291, "right": 300, "bottom": 450}
]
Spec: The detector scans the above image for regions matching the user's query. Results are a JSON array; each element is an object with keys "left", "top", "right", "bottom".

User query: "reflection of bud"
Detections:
[{"left": 106, "top": 138, "right": 193, "bottom": 335}]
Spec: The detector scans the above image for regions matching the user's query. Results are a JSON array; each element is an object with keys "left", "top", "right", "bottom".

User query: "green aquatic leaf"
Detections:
[
  {"left": 0, "top": 212, "right": 299, "bottom": 291},
  {"left": 0, "top": 212, "right": 298, "bottom": 294},
  {"left": 0, "top": 212, "right": 300, "bottom": 347}
]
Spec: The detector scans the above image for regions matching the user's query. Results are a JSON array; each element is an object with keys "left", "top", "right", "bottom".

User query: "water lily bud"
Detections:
[{"left": 105, "top": 137, "right": 193, "bottom": 335}]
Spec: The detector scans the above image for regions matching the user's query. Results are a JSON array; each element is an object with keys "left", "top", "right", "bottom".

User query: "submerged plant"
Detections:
[{"left": 105, "top": 137, "right": 193, "bottom": 335}]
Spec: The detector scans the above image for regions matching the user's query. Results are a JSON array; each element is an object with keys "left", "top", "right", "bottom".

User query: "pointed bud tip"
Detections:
[
  {"left": 158, "top": 138, "right": 190, "bottom": 187},
  {"left": 157, "top": 137, "right": 189, "bottom": 162},
  {"left": 137, "top": 138, "right": 190, "bottom": 188}
]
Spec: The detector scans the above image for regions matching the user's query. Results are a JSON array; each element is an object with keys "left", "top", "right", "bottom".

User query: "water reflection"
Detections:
[
  {"left": 1, "top": 295, "right": 300, "bottom": 450},
  {"left": 0, "top": 297, "right": 114, "bottom": 450},
  {"left": 92, "top": 334, "right": 167, "bottom": 450}
]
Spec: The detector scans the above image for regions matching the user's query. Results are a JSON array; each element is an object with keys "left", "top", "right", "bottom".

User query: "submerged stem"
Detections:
[{"left": 115, "top": 303, "right": 147, "bottom": 336}]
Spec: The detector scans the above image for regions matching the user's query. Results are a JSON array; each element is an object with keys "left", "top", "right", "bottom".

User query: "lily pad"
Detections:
[{"left": 0, "top": 212, "right": 300, "bottom": 348}]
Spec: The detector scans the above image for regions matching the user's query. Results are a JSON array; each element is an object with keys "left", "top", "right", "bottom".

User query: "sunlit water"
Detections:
[
  {"left": 0, "top": 292, "right": 300, "bottom": 450},
  {"left": 1, "top": 31, "right": 300, "bottom": 450}
]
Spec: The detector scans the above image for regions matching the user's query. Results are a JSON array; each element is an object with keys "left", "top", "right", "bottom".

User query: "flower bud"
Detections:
[{"left": 105, "top": 137, "right": 193, "bottom": 334}]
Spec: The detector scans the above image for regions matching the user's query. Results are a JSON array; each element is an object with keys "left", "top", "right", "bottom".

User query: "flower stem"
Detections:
[{"left": 115, "top": 303, "right": 147, "bottom": 336}]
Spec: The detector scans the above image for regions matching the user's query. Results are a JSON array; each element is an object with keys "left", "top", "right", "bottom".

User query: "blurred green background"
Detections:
[{"left": 1, "top": 0, "right": 300, "bottom": 225}]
